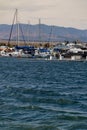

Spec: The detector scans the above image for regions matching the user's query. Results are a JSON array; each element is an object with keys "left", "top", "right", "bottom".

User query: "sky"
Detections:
[{"left": 0, "top": 0, "right": 87, "bottom": 29}]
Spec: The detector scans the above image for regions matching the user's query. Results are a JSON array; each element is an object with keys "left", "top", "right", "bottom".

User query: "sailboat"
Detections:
[{"left": 7, "top": 9, "right": 35, "bottom": 58}]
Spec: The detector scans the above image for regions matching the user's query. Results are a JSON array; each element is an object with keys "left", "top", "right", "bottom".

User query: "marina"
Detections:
[
  {"left": 0, "top": 0, "right": 87, "bottom": 129},
  {"left": 0, "top": 41, "right": 87, "bottom": 61},
  {"left": 0, "top": 9, "right": 87, "bottom": 61}
]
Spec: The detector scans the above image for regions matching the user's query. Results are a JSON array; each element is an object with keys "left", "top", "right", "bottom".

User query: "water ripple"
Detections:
[{"left": 0, "top": 58, "right": 87, "bottom": 130}]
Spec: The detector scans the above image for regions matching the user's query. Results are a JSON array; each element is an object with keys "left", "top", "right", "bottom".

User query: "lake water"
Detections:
[{"left": 0, "top": 57, "right": 87, "bottom": 130}]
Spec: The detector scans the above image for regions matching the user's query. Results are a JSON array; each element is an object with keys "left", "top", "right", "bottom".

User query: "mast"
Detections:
[
  {"left": 8, "top": 9, "right": 16, "bottom": 46},
  {"left": 15, "top": 9, "right": 19, "bottom": 46},
  {"left": 27, "top": 20, "right": 30, "bottom": 44},
  {"left": 39, "top": 18, "right": 41, "bottom": 43},
  {"left": 8, "top": 9, "right": 26, "bottom": 47},
  {"left": 48, "top": 26, "right": 54, "bottom": 43}
]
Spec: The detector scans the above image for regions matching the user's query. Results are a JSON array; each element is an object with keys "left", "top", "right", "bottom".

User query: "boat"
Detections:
[{"left": 6, "top": 9, "right": 35, "bottom": 58}]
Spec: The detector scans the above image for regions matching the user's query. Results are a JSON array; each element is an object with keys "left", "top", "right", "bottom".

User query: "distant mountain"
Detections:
[{"left": 0, "top": 24, "right": 87, "bottom": 42}]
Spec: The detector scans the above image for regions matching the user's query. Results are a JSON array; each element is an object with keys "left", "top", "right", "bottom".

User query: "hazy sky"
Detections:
[{"left": 0, "top": 0, "right": 87, "bottom": 29}]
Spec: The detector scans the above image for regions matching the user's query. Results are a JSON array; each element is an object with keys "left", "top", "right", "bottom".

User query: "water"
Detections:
[{"left": 0, "top": 57, "right": 87, "bottom": 130}]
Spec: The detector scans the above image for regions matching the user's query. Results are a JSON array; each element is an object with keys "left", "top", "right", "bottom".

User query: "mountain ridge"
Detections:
[{"left": 0, "top": 24, "right": 87, "bottom": 42}]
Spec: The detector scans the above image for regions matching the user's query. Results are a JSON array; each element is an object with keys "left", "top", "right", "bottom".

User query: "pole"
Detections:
[{"left": 16, "top": 9, "right": 19, "bottom": 46}]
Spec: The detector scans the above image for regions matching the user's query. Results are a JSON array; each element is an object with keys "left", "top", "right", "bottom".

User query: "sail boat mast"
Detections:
[
  {"left": 8, "top": 9, "right": 26, "bottom": 46},
  {"left": 39, "top": 18, "right": 41, "bottom": 43},
  {"left": 15, "top": 9, "right": 19, "bottom": 46},
  {"left": 27, "top": 20, "right": 30, "bottom": 44}
]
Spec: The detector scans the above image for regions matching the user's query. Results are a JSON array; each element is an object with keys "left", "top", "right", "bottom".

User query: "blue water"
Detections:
[{"left": 0, "top": 57, "right": 87, "bottom": 130}]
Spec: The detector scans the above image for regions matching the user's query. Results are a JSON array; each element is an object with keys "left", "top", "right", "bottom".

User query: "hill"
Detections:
[{"left": 0, "top": 24, "right": 87, "bottom": 42}]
